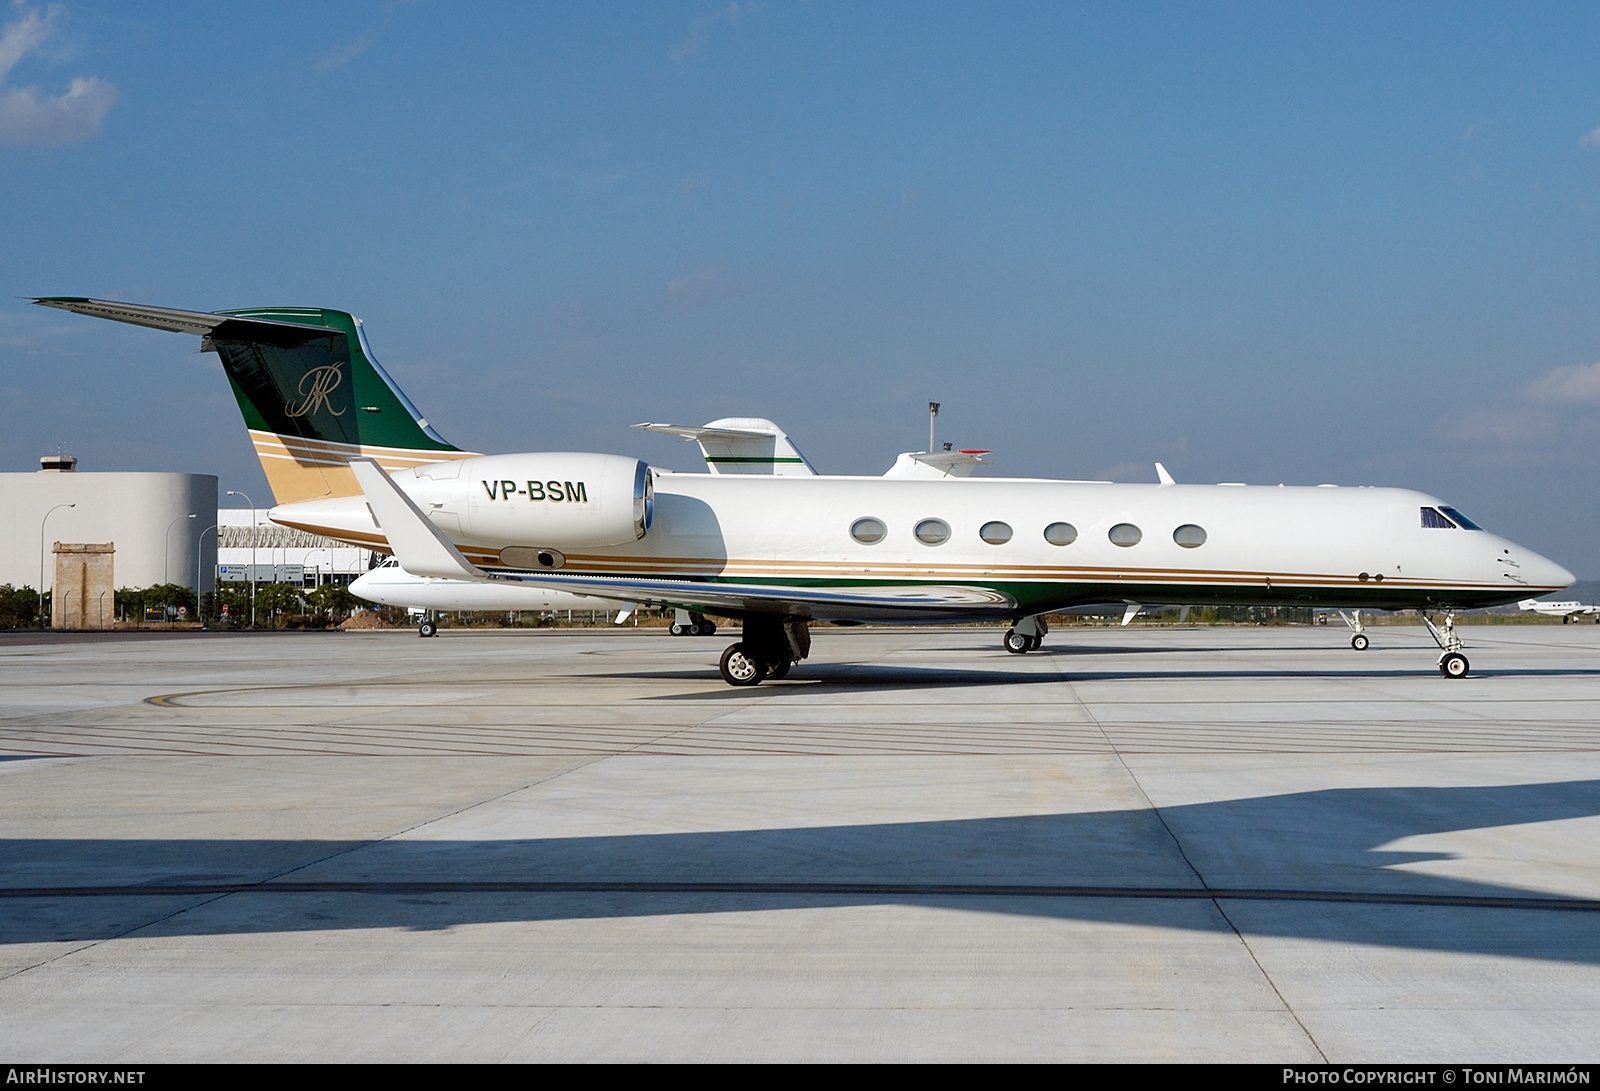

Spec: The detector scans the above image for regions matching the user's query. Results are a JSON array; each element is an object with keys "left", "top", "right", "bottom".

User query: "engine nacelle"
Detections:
[{"left": 397, "top": 452, "right": 653, "bottom": 554}]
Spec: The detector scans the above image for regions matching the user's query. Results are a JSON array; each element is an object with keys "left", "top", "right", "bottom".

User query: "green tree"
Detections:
[
  {"left": 306, "top": 584, "right": 357, "bottom": 620},
  {"left": 0, "top": 585, "right": 41, "bottom": 628},
  {"left": 254, "top": 582, "right": 305, "bottom": 625}
]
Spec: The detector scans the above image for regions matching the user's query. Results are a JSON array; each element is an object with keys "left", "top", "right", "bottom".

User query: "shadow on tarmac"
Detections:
[
  {"left": 621, "top": 661, "right": 1600, "bottom": 697},
  {"left": 4, "top": 781, "right": 1600, "bottom": 963}
]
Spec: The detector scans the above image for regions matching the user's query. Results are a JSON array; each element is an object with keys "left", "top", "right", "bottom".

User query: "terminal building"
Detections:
[
  {"left": 0, "top": 454, "right": 217, "bottom": 600},
  {"left": 216, "top": 508, "right": 373, "bottom": 588}
]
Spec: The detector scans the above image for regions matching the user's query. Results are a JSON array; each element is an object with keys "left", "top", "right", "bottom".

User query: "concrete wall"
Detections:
[
  {"left": 52, "top": 543, "right": 115, "bottom": 628},
  {"left": 0, "top": 472, "right": 218, "bottom": 593}
]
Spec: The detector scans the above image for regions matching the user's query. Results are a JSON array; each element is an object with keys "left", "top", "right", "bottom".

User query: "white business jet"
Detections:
[
  {"left": 1518, "top": 598, "right": 1600, "bottom": 623},
  {"left": 35, "top": 297, "right": 1575, "bottom": 683}
]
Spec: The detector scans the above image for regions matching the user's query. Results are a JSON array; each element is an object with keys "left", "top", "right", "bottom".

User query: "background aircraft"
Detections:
[{"left": 1518, "top": 598, "right": 1600, "bottom": 623}]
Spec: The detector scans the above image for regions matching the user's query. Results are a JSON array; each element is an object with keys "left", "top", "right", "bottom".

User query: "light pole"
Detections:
[
  {"left": 226, "top": 491, "right": 257, "bottom": 627},
  {"left": 197, "top": 524, "right": 219, "bottom": 626},
  {"left": 38, "top": 502, "right": 75, "bottom": 627},
  {"left": 165, "top": 514, "right": 196, "bottom": 618}
]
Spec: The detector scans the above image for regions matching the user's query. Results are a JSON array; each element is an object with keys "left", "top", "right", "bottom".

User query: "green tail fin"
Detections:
[{"left": 208, "top": 307, "right": 460, "bottom": 455}]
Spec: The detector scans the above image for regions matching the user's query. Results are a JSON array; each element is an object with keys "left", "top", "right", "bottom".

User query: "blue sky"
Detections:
[{"left": 4, "top": 2, "right": 1600, "bottom": 573}]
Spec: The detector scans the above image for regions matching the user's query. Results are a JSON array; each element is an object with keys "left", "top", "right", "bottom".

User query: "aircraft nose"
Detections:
[
  {"left": 350, "top": 572, "right": 374, "bottom": 598},
  {"left": 1520, "top": 550, "right": 1576, "bottom": 592}
]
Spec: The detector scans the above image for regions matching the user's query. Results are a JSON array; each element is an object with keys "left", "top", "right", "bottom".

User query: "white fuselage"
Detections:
[{"left": 281, "top": 461, "right": 1573, "bottom": 622}]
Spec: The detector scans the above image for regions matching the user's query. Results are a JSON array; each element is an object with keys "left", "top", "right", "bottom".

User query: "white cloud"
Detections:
[
  {"left": 1581, "top": 125, "right": 1600, "bottom": 148},
  {"left": 0, "top": 3, "right": 117, "bottom": 147},
  {"left": 673, "top": 2, "right": 764, "bottom": 63},
  {"left": 315, "top": 33, "right": 379, "bottom": 75},
  {"left": 1523, "top": 359, "right": 1600, "bottom": 404}
]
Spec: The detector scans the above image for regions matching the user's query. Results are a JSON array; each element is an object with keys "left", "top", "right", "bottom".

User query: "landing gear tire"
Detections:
[
  {"left": 1351, "top": 633, "right": 1369, "bottom": 651},
  {"left": 418, "top": 620, "right": 438, "bottom": 638},
  {"left": 767, "top": 659, "right": 792, "bottom": 680},
  {"left": 719, "top": 643, "right": 766, "bottom": 686},
  {"left": 1440, "top": 652, "right": 1470, "bottom": 679},
  {"left": 1029, "top": 635, "right": 1043, "bottom": 651},
  {"left": 670, "top": 623, "right": 686, "bottom": 635},
  {"left": 695, "top": 620, "right": 717, "bottom": 636},
  {"left": 1004, "top": 629, "right": 1031, "bottom": 654}
]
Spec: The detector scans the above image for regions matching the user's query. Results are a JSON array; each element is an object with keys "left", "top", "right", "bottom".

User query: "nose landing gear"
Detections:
[{"left": 1423, "top": 611, "right": 1470, "bottom": 678}]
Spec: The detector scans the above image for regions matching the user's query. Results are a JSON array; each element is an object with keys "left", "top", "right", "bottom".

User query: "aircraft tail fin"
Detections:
[{"left": 32, "top": 298, "right": 473, "bottom": 504}]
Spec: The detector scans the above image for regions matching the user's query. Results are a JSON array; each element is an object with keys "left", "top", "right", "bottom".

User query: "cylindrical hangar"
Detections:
[{"left": 0, "top": 455, "right": 218, "bottom": 596}]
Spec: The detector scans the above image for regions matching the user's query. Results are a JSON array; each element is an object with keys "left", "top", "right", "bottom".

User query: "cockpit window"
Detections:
[
  {"left": 1439, "top": 506, "right": 1484, "bottom": 531},
  {"left": 1421, "top": 508, "right": 1456, "bottom": 529}
]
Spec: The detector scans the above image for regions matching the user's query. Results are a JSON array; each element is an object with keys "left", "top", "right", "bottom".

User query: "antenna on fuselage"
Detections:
[{"left": 928, "top": 402, "right": 940, "bottom": 454}]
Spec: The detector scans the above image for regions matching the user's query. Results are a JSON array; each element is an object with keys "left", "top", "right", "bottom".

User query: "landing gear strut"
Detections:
[
  {"left": 1003, "top": 614, "right": 1048, "bottom": 654},
  {"left": 718, "top": 616, "right": 809, "bottom": 686},
  {"left": 1422, "top": 611, "right": 1470, "bottom": 678}
]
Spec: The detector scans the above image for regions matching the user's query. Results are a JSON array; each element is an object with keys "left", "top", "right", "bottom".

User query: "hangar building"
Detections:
[{"left": 0, "top": 454, "right": 217, "bottom": 595}]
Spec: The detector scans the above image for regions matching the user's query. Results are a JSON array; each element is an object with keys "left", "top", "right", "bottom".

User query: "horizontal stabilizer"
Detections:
[{"left": 33, "top": 297, "right": 332, "bottom": 342}]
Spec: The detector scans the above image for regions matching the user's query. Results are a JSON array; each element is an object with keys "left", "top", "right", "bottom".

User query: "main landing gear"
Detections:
[
  {"left": 669, "top": 609, "right": 717, "bottom": 636},
  {"left": 418, "top": 613, "right": 439, "bottom": 638},
  {"left": 718, "top": 615, "right": 810, "bottom": 686},
  {"left": 1003, "top": 614, "right": 1048, "bottom": 654}
]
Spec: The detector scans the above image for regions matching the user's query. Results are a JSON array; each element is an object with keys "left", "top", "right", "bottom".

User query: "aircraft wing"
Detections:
[{"left": 348, "top": 458, "right": 1013, "bottom": 617}]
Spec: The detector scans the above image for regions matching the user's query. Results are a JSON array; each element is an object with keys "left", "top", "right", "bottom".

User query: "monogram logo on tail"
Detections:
[{"left": 285, "top": 365, "right": 346, "bottom": 418}]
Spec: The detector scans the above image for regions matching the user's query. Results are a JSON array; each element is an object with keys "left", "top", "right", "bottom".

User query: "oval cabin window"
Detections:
[
  {"left": 914, "top": 518, "right": 951, "bottom": 545},
  {"left": 1109, "top": 523, "right": 1143, "bottom": 547},
  {"left": 1172, "top": 524, "right": 1207, "bottom": 548},
  {"left": 1043, "top": 522, "right": 1078, "bottom": 546},
  {"left": 851, "top": 517, "right": 887, "bottom": 545},
  {"left": 979, "top": 521, "right": 1013, "bottom": 545}
]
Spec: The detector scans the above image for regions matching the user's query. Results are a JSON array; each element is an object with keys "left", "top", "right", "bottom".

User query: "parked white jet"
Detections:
[
  {"left": 37, "top": 297, "right": 1575, "bottom": 683},
  {"left": 1518, "top": 598, "right": 1600, "bottom": 623}
]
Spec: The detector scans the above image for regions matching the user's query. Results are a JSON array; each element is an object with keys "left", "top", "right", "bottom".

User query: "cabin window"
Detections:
[
  {"left": 915, "top": 518, "right": 951, "bottom": 545},
  {"left": 851, "top": 517, "right": 887, "bottom": 544},
  {"left": 1421, "top": 507, "right": 1456, "bottom": 529},
  {"left": 1173, "top": 524, "right": 1207, "bottom": 548},
  {"left": 1109, "top": 523, "right": 1143, "bottom": 547},
  {"left": 1043, "top": 522, "right": 1078, "bottom": 546},
  {"left": 979, "top": 521, "right": 1013, "bottom": 545},
  {"left": 1438, "top": 506, "right": 1484, "bottom": 530}
]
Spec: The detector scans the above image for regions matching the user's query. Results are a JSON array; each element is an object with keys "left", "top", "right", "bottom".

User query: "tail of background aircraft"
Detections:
[{"left": 33, "top": 298, "right": 474, "bottom": 505}]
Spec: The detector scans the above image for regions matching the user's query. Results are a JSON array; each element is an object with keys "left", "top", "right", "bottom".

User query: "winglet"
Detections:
[
  {"left": 1121, "top": 602, "right": 1143, "bottom": 626},
  {"left": 347, "top": 458, "right": 484, "bottom": 582},
  {"left": 1155, "top": 463, "right": 1175, "bottom": 485}
]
